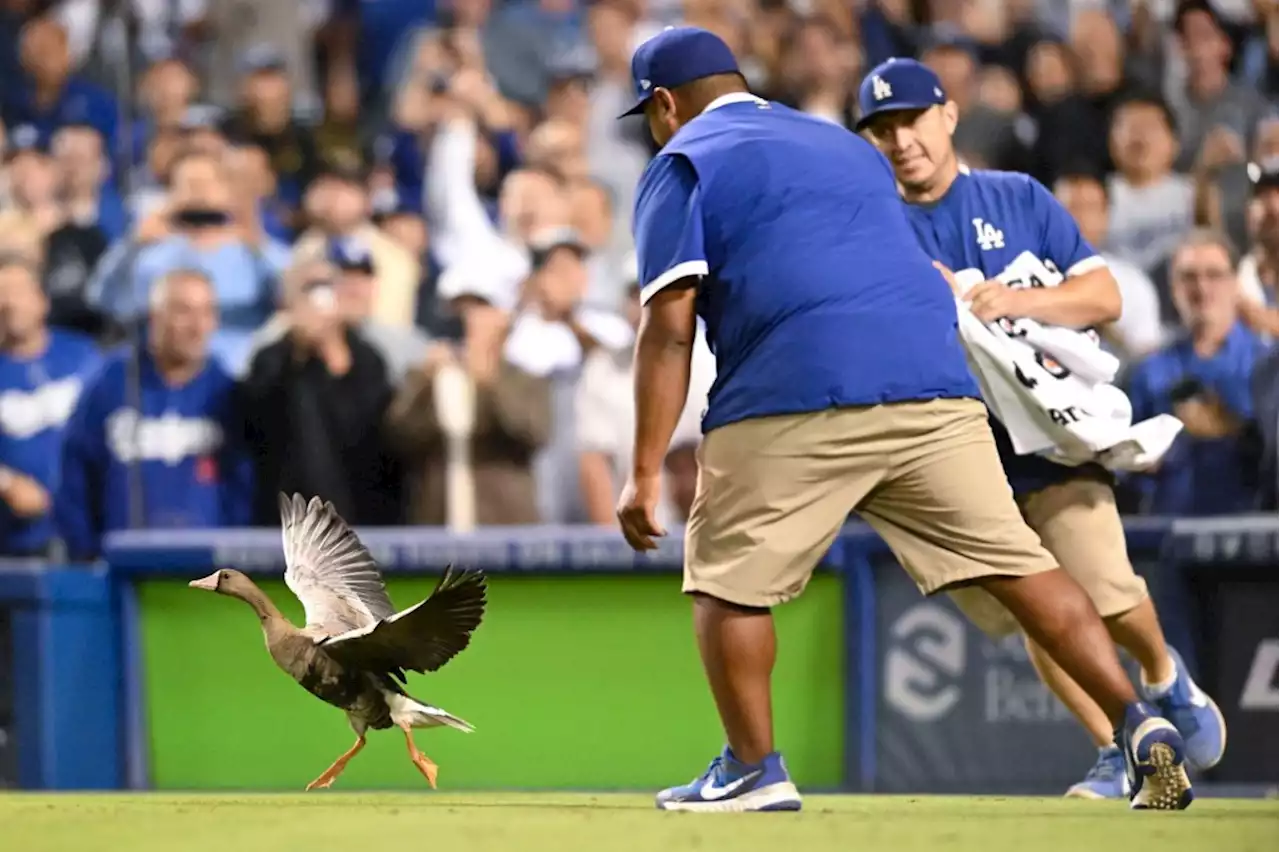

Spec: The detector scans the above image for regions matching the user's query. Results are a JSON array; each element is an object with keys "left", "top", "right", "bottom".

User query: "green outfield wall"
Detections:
[{"left": 136, "top": 574, "right": 844, "bottom": 791}]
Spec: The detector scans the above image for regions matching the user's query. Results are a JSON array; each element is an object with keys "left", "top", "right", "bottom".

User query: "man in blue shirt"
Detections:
[
  {"left": 857, "top": 57, "right": 1224, "bottom": 803},
  {"left": 1127, "top": 229, "right": 1269, "bottom": 515},
  {"left": 615, "top": 28, "right": 1193, "bottom": 813},
  {"left": 3, "top": 17, "right": 119, "bottom": 152}
]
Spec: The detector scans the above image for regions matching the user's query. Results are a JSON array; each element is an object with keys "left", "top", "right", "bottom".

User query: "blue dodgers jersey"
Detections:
[
  {"left": 0, "top": 330, "right": 101, "bottom": 554},
  {"left": 903, "top": 166, "right": 1107, "bottom": 495},
  {"left": 633, "top": 97, "right": 978, "bottom": 433}
]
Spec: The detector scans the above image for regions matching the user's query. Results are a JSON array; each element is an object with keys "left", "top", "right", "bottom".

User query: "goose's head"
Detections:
[{"left": 189, "top": 567, "right": 257, "bottom": 600}]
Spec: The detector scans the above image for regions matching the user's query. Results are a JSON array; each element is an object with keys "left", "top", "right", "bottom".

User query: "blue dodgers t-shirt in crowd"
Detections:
[{"left": 633, "top": 94, "right": 978, "bottom": 433}]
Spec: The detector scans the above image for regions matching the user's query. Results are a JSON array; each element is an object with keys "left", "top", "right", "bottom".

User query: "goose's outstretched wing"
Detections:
[
  {"left": 279, "top": 493, "right": 396, "bottom": 634},
  {"left": 318, "top": 566, "right": 486, "bottom": 681}
]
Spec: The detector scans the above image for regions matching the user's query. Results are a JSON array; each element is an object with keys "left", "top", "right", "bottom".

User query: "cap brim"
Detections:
[
  {"left": 854, "top": 100, "right": 939, "bottom": 131},
  {"left": 618, "top": 99, "right": 649, "bottom": 119}
]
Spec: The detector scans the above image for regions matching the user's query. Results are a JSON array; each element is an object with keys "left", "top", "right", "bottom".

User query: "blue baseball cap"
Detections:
[
  {"left": 855, "top": 58, "right": 948, "bottom": 131},
  {"left": 618, "top": 26, "right": 740, "bottom": 118}
]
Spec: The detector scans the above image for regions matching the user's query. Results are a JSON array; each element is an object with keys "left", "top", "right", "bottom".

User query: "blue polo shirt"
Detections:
[
  {"left": 633, "top": 94, "right": 978, "bottom": 433},
  {"left": 903, "top": 166, "right": 1108, "bottom": 495}
]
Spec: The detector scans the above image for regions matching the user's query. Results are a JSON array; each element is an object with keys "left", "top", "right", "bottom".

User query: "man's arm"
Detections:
[
  {"left": 633, "top": 284, "right": 698, "bottom": 478},
  {"left": 631, "top": 155, "right": 707, "bottom": 479},
  {"left": 617, "top": 154, "right": 708, "bottom": 549},
  {"left": 967, "top": 177, "right": 1121, "bottom": 328}
]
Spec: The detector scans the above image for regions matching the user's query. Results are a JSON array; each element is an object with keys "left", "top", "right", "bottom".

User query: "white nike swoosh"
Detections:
[{"left": 700, "top": 770, "right": 762, "bottom": 800}]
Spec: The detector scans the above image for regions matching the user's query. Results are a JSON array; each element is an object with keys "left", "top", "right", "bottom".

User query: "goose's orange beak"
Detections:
[{"left": 189, "top": 572, "right": 220, "bottom": 591}]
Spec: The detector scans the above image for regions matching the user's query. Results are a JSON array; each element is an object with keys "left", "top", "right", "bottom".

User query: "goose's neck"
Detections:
[{"left": 238, "top": 582, "right": 287, "bottom": 629}]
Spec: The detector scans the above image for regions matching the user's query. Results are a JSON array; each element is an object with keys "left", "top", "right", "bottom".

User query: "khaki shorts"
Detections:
[
  {"left": 683, "top": 397, "right": 1058, "bottom": 607},
  {"left": 949, "top": 473, "right": 1150, "bottom": 637}
]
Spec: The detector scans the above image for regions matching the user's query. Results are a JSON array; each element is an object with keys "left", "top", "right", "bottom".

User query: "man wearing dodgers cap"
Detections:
[
  {"left": 614, "top": 28, "right": 1165, "bottom": 814},
  {"left": 857, "top": 57, "right": 1212, "bottom": 809}
]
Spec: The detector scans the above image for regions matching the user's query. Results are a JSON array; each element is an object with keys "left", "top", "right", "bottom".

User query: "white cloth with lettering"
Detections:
[{"left": 953, "top": 251, "right": 1183, "bottom": 471}]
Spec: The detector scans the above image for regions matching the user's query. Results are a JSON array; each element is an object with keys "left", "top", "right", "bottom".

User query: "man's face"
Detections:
[
  {"left": 1179, "top": 10, "right": 1232, "bottom": 75},
  {"left": 334, "top": 268, "right": 375, "bottom": 322},
  {"left": 1054, "top": 176, "right": 1109, "bottom": 248},
  {"left": 144, "top": 60, "right": 196, "bottom": 119},
  {"left": 922, "top": 48, "right": 975, "bottom": 110},
  {"left": 242, "top": 68, "right": 292, "bottom": 120},
  {"left": 546, "top": 77, "right": 591, "bottom": 125},
  {"left": 862, "top": 103, "right": 958, "bottom": 193},
  {"left": 308, "top": 176, "right": 368, "bottom": 233},
  {"left": 1170, "top": 243, "right": 1238, "bottom": 332},
  {"left": 169, "top": 155, "right": 232, "bottom": 212},
  {"left": 1251, "top": 185, "right": 1279, "bottom": 255},
  {"left": 1025, "top": 40, "right": 1073, "bottom": 103},
  {"left": 20, "top": 19, "right": 69, "bottom": 85},
  {"left": 52, "top": 126, "right": 105, "bottom": 191},
  {"left": 0, "top": 264, "right": 47, "bottom": 343},
  {"left": 1109, "top": 102, "right": 1176, "bottom": 179},
  {"left": 569, "top": 181, "right": 613, "bottom": 249},
  {"left": 8, "top": 150, "right": 58, "bottom": 207},
  {"left": 151, "top": 275, "right": 218, "bottom": 364}
]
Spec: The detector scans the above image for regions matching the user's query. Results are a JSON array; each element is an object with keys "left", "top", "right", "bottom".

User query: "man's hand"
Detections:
[
  {"left": 1174, "top": 393, "right": 1240, "bottom": 439},
  {"left": 617, "top": 473, "right": 666, "bottom": 551},
  {"left": 965, "top": 280, "right": 1031, "bottom": 323}
]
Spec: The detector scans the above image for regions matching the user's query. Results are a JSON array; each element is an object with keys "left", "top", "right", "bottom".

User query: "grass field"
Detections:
[{"left": 4, "top": 793, "right": 1276, "bottom": 852}]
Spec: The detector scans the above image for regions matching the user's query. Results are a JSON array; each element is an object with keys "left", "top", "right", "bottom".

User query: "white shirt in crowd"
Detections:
[{"left": 575, "top": 324, "right": 717, "bottom": 530}]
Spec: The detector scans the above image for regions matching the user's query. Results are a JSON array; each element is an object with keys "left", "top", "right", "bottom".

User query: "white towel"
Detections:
[{"left": 953, "top": 253, "right": 1182, "bottom": 472}]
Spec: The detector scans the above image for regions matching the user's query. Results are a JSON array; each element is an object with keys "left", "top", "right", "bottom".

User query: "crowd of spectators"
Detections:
[{"left": 0, "top": 0, "right": 1274, "bottom": 558}]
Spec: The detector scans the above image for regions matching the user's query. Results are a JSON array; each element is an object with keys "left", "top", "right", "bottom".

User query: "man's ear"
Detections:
[{"left": 942, "top": 100, "right": 960, "bottom": 134}]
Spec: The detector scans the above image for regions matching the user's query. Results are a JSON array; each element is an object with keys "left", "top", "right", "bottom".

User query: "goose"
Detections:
[{"left": 188, "top": 492, "right": 486, "bottom": 791}]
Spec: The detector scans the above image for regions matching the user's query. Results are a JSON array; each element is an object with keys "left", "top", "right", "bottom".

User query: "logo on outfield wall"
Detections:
[
  {"left": 884, "top": 603, "right": 966, "bottom": 722},
  {"left": 1240, "top": 639, "right": 1279, "bottom": 711}
]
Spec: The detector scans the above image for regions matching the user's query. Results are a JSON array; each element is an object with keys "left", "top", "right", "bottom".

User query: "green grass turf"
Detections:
[{"left": 3, "top": 793, "right": 1275, "bottom": 852}]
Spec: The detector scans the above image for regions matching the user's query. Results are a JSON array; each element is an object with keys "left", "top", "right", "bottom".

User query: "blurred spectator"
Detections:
[
  {"left": 291, "top": 163, "right": 421, "bottom": 328},
  {"left": 376, "top": 203, "right": 449, "bottom": 335},
  {"left": 3, "top": 16, "right": 118, "bottom": 150},
  {"left": 921, "top": 40, "right": 1030, "bottom": 172},
  {"left": 1126, "top": 230, "right": 1268, "bottom": 516},
  {"left": 204, "top": 5, "right": 326, "bottom": 115},
  {"left": 240, "top": 257, "right": 402, "bottom": 526},
  {"left": 1169, "top": 1, "right": 1269, "bottom": 173},
  {"left": 56, "top": 269, "right": 253, "bottom": 560},
  {"left": 53, "top": 123, "right": 128, "bottom": 242},
  {"left": 1053, "top": 171, "right": 1168, "bottom": 361},
  {"left": 220, "top": 45, "right": 321, "bottom": 211},
  {"left": 1250, "top": 344, "right": 1278, "bottom": 511},
  {"left": 575, "top": 266, "right": 715, "bottom": 529},
  {"left": 1105, "top": 93, "right": 1195, "bottom": 281},
  {"left": 224, "top": 140, "right": 294, "bottom": 243},
  {"left": 1024, "top": 37, "right": 1107, "bottom": 183},
  {"left": 128, "top": 57, "right": 198, "bottom": 176},
  {"left": 774, "top": 15, "right": 859, "bottom": 130},
  {"left": 387, "top": 298, "right": 551, "bottom": 528},
  {"left": 0, "top": 254, "right": 100, "bottom": 556},
  {"left": 88, "top": 149, "right": 291, "bottom": 374},
  {"left": 1236, "top": 158, "right": 1279, "bottom": 337},
  {"left": 248, "top": 237, "right": 429, "bottom": 383}
]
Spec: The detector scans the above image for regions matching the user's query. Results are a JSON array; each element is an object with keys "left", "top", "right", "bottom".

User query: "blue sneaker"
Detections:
[
  {"left": 1118, "top": 702, "right": 1194, "bottom": 811},
  {"left": 1140, "top": 648, "right": 1227, "bottom": 772},
  {"left": 655, "top": 748, "right": 801, "bottom": 812},
  {"left": 1065, "top": 745, "right": 1128, "bottom": 800}
]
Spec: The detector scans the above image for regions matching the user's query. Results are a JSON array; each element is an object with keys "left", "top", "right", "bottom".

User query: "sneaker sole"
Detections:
[
  {"left": 657, "top": 781, "right": 803, "bottom": 813},
  {"left": 1130, "top": 725, "right": 1194, "bottom": 811},
  {"left": 1064, "top": 785, "right": 1119, "bottom": 800}
]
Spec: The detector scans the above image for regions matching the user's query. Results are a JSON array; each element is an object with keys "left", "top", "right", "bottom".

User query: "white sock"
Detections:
[{"left": 1142, "top": 654, "right": 1178, "bottom": 696}]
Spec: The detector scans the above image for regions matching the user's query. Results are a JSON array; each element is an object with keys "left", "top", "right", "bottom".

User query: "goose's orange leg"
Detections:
[
  {"left": 400, "top": 724, "right": 439, "bottom": 789},
  {"left": 305, "top": 735, "right": 366, "bottom": 791}
]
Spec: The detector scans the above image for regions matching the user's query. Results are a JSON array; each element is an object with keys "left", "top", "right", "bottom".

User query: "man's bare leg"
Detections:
[{"left": 692, "top": 593, "right": 776, "bottom": 765}]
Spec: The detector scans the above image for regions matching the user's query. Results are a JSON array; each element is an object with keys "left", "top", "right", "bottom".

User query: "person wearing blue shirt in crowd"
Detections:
[
  {"left": 858, "top": 57, "right": 1226, "bottom": 804},
  {"left": 87, "top": 150, "right": 291, "bottom": 375},
  {"left": 0, "top": 256, "right": 101, "bottom": 556},
  {"left": 1127, "top": 230, "right": 1269, "bottom": 516},
  {"left": 3, "top": 17, "right": 119, "bottom": 152},
  {"left": 56, "top": 269, "right": 254, "bottom": 561},
  {"left": 614, "top": 27, "right": 1192, "bottom": 813}
]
